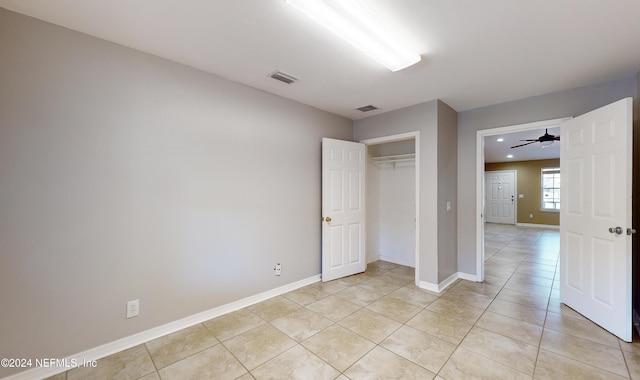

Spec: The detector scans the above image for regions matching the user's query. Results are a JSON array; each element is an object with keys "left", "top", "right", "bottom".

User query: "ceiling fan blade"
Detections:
[
  {"left": 518, "top": 139, "right": 539, "bottom": 142},
  {"left": 553, "top": 136, "right": 560, "bottom": 140},
  {"left": 511, "top": 141, "right": 538, "bottom": 148}
]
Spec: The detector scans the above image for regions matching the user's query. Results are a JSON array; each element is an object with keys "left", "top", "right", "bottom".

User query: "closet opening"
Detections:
[{"left": 361, "top": 132, "right": 419, "bottom": 285}]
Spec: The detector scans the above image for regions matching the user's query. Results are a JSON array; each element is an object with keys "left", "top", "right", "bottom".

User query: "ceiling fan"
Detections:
[{"left": 511, "top": 129, "right": 560, "bottom": 148}]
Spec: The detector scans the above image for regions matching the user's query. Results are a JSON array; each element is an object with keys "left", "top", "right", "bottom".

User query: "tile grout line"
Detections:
[
  {"left": 263, "top": 264, "right": 414, "bottom": 378},
  {"left": 141, "top": 343, "right": 159, "bottom": 379},
  {"left": 336, "top": 266, "right": 429, "bottom": 377},
  {"left": 533, "top": 234, "right": 633, "bottom": 379},
  {"left": 531, "top": 232, "right": 558, "bottom": 379},
  {"left": 434, "top": 228, "right": 543, "bottom": 379}
]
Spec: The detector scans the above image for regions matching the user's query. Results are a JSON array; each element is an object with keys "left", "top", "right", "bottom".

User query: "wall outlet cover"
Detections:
[{"left": 126, "top": 299, "right": 139, "bottom": 319}]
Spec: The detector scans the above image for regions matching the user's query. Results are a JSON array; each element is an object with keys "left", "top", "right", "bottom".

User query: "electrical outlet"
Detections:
[
  {"left": 274, "top": 263, "right": 282, "bottom": 276},
  {"left": 126, "top": 299, "right": 139, "bottom": 319},
  {"left": 529, "top": 213, "right": 534, "bottom": 219}
]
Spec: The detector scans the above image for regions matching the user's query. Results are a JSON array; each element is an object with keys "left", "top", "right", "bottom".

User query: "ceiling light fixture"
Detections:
[
  {"left": 496, "top": 138, "right": 504, "bottom": 142},
  {"left": 540, "top": 140, "right": 554, "bottom": 148},
  {"left": 507, "top": 154, "right": 514, "bottom": 159},
  {"left": 284, "top": 0, "right": 421, "bottom": 71}
]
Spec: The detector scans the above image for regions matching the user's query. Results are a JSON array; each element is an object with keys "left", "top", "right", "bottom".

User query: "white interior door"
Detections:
[
  {"left": 560, "top": 97, "right": 633, "bottom": 341},
  {"left": 322, "top": 138, "right": 366, "bottom": 282},
  {"left": 485, "top": 170, "right": 516, "bottom": 224}
]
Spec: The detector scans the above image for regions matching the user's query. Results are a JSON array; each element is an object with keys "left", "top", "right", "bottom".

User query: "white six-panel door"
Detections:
[
  {"left": 485, "top": 170, "right": 516, "bottom": 224},
  {"left": 321, "top": 138, "right": 366, "bottom": 282},
  {"left": 560, "top": 97, "right": 633, "bottom": 341}
]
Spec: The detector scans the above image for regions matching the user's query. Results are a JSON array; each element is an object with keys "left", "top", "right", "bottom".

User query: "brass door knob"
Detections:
[{"left": 325, "top": 216, "right": 332, "bottom": 222}]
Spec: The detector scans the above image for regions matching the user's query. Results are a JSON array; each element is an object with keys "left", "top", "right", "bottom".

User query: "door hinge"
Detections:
[{"left": 628, "top": 228, "right": 637, "bottom": 235}]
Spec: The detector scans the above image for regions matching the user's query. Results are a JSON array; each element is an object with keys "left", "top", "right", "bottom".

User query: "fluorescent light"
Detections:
[{"left": 285, "top": 0, "right": 421, "bottom": 71}]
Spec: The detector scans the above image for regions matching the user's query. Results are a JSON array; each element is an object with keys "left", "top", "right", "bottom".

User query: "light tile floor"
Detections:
[{"left": 47, "top": 223, "right": 640, "bottom": 379}]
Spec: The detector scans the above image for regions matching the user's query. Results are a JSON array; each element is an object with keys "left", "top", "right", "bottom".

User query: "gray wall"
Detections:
[
  {"left": 457, "top": 77, "right": 637, "bottom": 275},
  {"left": 354, "top": 100, "right": 451, "bottom": 285},
  {"left": 437, "top": 101, "right": 458, "bottom": 282},
  {"left": 0, "top": 9, "right": 352, "bottom": 376}
]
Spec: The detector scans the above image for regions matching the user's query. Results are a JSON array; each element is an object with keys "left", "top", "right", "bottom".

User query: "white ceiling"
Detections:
[
  {"left": 1, "top": 0, "right": 639, "bottom": 123},
  {"left": 484, "top": 127, "right": 560, "bottom": 163}
]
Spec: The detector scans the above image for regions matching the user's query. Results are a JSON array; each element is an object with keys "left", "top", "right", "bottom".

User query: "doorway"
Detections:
[
  {"left": 361, "top": 132, "right": 420, "bottom": 285},
  {"left": 475, "top": 118, "right": 569, "bottom": 281}
]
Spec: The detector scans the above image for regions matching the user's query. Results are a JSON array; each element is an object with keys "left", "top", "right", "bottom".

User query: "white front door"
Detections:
[
  {"left": 560, "top": 97, "right": 633, "bottom": 341},
  {"left": 322, "top": 138, "right": 366, "bottom": 282},
  {"left": 485, "top": 170, "right": 516, "bottom": 224}
]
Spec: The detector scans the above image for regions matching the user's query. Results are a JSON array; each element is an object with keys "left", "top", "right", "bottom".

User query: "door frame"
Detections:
[
  {"left": 360, "top": 131, "right": 420, "bottom": 286},
  {"left": 475, "top": 118, "right": 570, "bottom": 281},
  {"left": 484, "top": 170, "right": 518, "bottom": 225}
]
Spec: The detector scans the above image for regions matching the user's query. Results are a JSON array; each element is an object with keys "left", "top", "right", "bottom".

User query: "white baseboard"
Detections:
[
  {"left": 417, "top": 280, "right": 438, "bottom": 292},
  {"left": 516, "top": 223, "right": 559, "bottom": 229},
  {"left": 378, "top": 255, "right": 415, "bottom": 268},
  {"left": 3, "top": 275, "right": 321, "bottom": 380},
  {"left": 418, "top": 272, "right": 478, "bottom": 294},
  {"left": 457, "top": 272, "right": 479, "bottom": 282}
]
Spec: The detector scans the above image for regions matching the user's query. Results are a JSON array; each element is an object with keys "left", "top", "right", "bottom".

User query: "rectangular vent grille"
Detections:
[
  {"left": 270, "top": 71, "right": 298, "bottom": 84},
  {"left": 356, "top": 105, "right": 379, "bottom": 112}
]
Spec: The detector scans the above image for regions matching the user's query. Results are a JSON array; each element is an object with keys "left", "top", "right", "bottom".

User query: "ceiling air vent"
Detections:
[
  {"left": 270, "top": 70, "right": 298, "bottom": 84},
  {"left": 356, "top": 105, "right": 379, "bottom": 112}
]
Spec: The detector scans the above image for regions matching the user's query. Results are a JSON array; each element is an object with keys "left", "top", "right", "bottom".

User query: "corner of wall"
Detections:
[{"left": 436, "top": 99, "right": 459, "bottom": 282}]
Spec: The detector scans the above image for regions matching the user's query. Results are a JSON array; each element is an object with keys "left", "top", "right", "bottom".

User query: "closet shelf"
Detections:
[
  {"left": 370, "top": 153, "right": 415, "bottom": 168},
  {"left": 370, "top": 153, "right": 415, "bottom": 163}
]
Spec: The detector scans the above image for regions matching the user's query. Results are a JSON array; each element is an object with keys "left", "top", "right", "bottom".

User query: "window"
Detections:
[{"left": 541, "top": 167, "right": 560, "bottom": 210}]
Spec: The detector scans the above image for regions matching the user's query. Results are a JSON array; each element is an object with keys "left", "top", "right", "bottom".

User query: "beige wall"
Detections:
[
  {"left": 0, "top": 9, "right": 352, "bottom": 377},
  {"left": 485, "top": 159, "right": 560, "bottom": 226}
]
